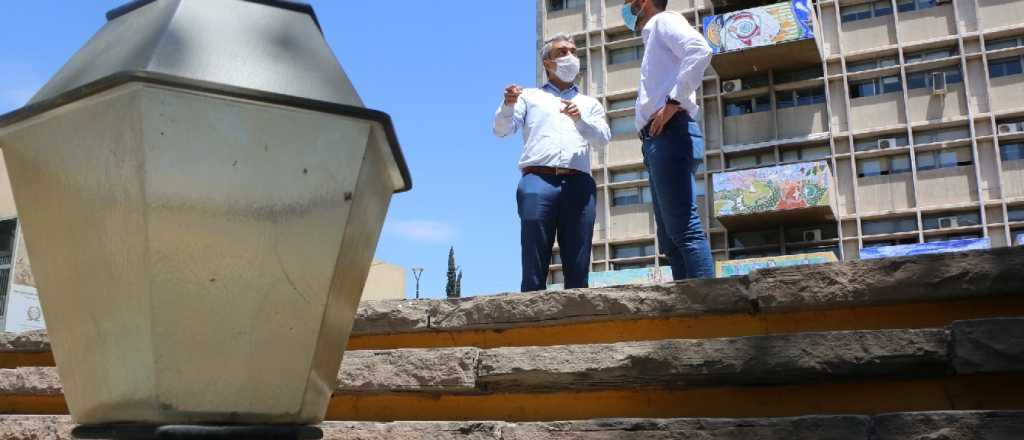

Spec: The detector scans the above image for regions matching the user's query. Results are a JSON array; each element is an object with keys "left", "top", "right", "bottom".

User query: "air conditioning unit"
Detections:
[
  {"left": 803, "top": 229, "right": 823, "bottom": 242},
  {"left": 998, "top": 122, "right": 1023, "bottom": 135},
  {"left": 722, "top": 79, "right": 742, "bottom": 93},
  {"left": 878, "top": 138, "right": 897, "bottom": 149},
  {"left": 938, "top": 216, "right": 959, "bottom": 229},
  {"left": 931, "top": 72, "right": 948, "bottom": 95}
]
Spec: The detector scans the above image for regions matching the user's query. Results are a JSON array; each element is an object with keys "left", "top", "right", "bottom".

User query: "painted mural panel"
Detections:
[
  {"left": 548, "top": 266, "right": 673, "bottom": 291},
  {"left": 713, "top": 161, "right": 833, "bottom": 218},
  {"left": 715, "top": 251, "right": 837, "bottom": 278},
  {"left": 860, "top": 238, "right": 990, "bottom": 260},
  {"left": 703, "top": 0, "right": 815, "bottom": 54}
]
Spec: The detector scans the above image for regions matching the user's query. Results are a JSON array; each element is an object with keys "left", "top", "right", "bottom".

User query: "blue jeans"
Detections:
[
  {"left": 517, "top": 172, "right": 597, "bottom": 292},
  {"left": 641, "top": 111, "right": 714, "bottom": 280}
]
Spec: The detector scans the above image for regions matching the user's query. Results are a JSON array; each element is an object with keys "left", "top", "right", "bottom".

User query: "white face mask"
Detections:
[{"left": 552, "top": 55, "right": 581, "bottom": 83}]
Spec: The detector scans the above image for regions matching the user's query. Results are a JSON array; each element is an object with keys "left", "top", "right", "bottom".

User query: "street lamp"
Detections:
[
  {"left": 0, "top": 0, "right": 411, "bottom": 438},
  {"left": 412, "top": 267, "right": 424, "bottom": 299}
]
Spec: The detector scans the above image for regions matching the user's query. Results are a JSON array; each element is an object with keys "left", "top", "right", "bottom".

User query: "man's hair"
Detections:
[
  {"left": 652, "top": 0, "right": 668, "bottom": 9},
  {"left": 541, "top": 33, "right": 573, "bottom": 60}
]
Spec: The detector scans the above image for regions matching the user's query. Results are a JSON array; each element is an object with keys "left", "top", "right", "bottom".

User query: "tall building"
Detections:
[{"left": 539, "top": 0, "right": 1024, "bottom": 285}]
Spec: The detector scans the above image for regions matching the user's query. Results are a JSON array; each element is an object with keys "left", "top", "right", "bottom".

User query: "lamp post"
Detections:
[
  {"left": 412, "top": 267, "right": 424, "bottom": 299},
  {"left": 0, "top": 0, "right": 411, "bottom": 438}
]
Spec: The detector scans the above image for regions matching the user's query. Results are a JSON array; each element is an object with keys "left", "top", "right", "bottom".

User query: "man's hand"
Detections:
[
  {"left": 503, "top": 84, "right": 523, "bottom": 107},
  {"left": 561, "top": 99, "right": 581, "bottom": 122},
  {"left": 649, "top": 102, "right": 681, "bottom": 137}
]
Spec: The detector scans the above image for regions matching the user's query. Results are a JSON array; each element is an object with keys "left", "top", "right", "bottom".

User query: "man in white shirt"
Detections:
[
  {"left": 493, "top": 33, "right": 611, "bottom": 292},
  {"left": 623, "top": 0, "right": 715, "bottom": 279}
]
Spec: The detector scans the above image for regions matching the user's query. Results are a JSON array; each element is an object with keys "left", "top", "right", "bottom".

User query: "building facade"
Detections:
[{"left": 539, "top": 0, "right": 1024, "bottom": 285}]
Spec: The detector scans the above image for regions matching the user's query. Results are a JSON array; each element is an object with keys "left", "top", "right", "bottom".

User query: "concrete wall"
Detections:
[
  {"left": 897, "top": 5, "right": 956, "bottom": 44},
  {"left": 850, "top": 93, "right": 906, "bottom": 132},
  {"left": 989, "top": 75, "right": 1024, "bottom": 113},
  {"left": 841, "top": 17, "right": 896, "bottom": 53},
  {"left": 0, "top": 152, "right": 17, "bottom": 219},
  {"left": 609, "top": 204, "right": 655, "bottom": 238},
  {"left": 857, "top": 174, "right": 915, "bottom": 213},
  {"left": 545, "top": 8, "right": 586, "bottom": 39},
  {"left": 361, "top": 261, "right": 406, "bottom": 301},
  {"left": 778, "top": 104, "right": 827, "bottom": 139},
  {"left": 977, "top": 0, "right": 1024, "bottom": 30},
  {"left": 916, "top": 165, "right": 979, "bottom": 207},
  {"left": 606, "top": 62, "right": 641, "bottom": 95},
  {"left": 905, "top": 85, "right": 968, "bottom": 123},
  {"left": 1003, "top": 159, "right": 1024, "bottom": 198},
  {"left": 724, "top": 111, "right": 774, "bottom": 146}
]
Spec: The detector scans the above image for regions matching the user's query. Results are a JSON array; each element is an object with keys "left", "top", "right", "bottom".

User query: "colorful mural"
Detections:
[
  {"left": 547, "top": 266, "right": 674, "bottom": 291},
  {"left": 713, "top": 161, "right": 832, "bottom": 218},
  {"left": 860, "top": 238, "right": 991, "bottom": 260},
  {"left": 703, "top": 0, "right": 815, "bottom": 54},
  {"left": 715, "top": 251, "right": 837, "bottom": 278}
]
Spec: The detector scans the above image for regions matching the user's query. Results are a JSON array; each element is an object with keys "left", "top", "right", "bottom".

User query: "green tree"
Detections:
[{"left": 446, "top": 246, "right": 462, "bottom": 298}]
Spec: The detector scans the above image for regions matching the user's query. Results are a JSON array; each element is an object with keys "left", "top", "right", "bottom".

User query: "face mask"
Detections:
[
  {"left": 552, "top": 54, "right": 581, "bottom": 83},
  {"left": 622, "top": 1, "right": 643, "bottom": 32}
]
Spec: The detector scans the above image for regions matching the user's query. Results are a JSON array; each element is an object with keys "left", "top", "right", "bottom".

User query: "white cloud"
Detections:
[{"left": 384, "top": 220, "right": 457, "bottom": 244}]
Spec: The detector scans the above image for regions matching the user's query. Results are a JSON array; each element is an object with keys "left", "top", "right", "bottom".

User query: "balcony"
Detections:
[
  {"left": 712, "top": 160, "right": 837, "bottom": 230},
  {"left": 702, "top": 0, "right": 822, "bottom": 78}
]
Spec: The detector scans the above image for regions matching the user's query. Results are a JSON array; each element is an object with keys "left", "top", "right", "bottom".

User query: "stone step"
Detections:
[
  {"left": 4, "top": 247, "right": 1024, "bottom": 368},
  {"left": 2, "top": 411, "right": 1023, "bottom": 439},
  {"left": 2, "top": 319, "right": 1022, "bottom": 421}
]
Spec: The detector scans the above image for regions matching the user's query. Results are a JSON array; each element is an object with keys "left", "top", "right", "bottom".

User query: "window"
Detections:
[
  {"left": 774, "top": 66, "right": 824, "bottom": 84},
  {"left": 925, "top": 232, "right": 982, "bottom": 243},
  {"left": 727, "top": 150, "right": 776, "bottom": 169},
  {"left": 695, "top": 178, "right": 707, "bottom": 198},
  {"left": 776, "top": 86, "right": 826, "bottom": 109},
  {"left": 613, "top": 243, "right": 657, "bottom": 259},
  {"left": 1008, "top": 206, "right": 1024, "bottom": 223},
  {"left": 855, "top": 135, "right": 909, "bottom": 151},
  {"left": 611, "top": 168, "right": 649, "bottom": 183},
  {"left": 782, "top": 145, "right": 830, "bottom": 162},
  {"left": 987, "top": 36, "right": 1023, "bottom": 51},
  {"left": 742, "top": 73, "right": 771, "bottom": 89},
  {"left": 609, "top": 46, "right": 643, "bottom": 65},
  {"left": 922, "top": 211, "right": 980, "bottom": 230},
  {"left": 725, "top": 95, "right": 772, "bottom": 116},
  {"left": 857, "top": 154, "right": 912, "bottom": 177},
  {"left": 1002, "top": 143, "right": 1024, "bottom": 162},
  {"left": 549, "top": 0, "right": 584, "bottom": 12},
  {"left": 729, "top": 230, "right": 779, "bottom": 249},
  {"left": 989, "top": 57, "right": 1024, "bottom": 79},
  {"left": 841, "top": 1, "right": 893, "bottom": 22},
  {"left": 1014, "top": 228, "right": 1024, "bottom": 245},
  {"left": 862, "top": 216, "right": 917, "bottom": 235},
  {"left": 612, "top": 186, "right": 652, "bottom": 206},
  {"left": 608, "top": 97, "right": 636, "bottom": 111},
  {"left": 917, "top": 148, "right": 972, "bottom": 171},
  {"left": 863, "top": 237, "right": 919, "bottom": 248},
  {"left": 610, "top": 115, "right": 635, "bottom": 136},
  {"left": 907, "top": 67, "right": 963, "bottom": 89},
  {"left": 904, "top": 47, "right": 958, "bottom": 64},
  {"left": 897, "top": 0, "right": 937, "bottom": 13},
  {"left": 612, "top": 261, "right": 655, "bottom": 270},
  {"left": 850, "top": 76, "right": 901, "bottom": 98},
  {"left": 848, "top": 56, "right": 898, "bottom": 73},
  {"left": 914, "top": 126, "right": 970, "bottom": 144}
]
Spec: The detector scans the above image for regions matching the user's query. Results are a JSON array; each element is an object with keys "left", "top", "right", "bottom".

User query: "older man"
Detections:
[
  {"left": 493, "top": 34, "right": 611, "bottom": 292},
  {"left": 623, "top": 0, "right": 715, "bottom": 280}
]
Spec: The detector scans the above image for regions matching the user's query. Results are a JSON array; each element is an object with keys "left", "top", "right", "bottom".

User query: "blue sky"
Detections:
[{"left": 0, "top": 2, "right": 539, "bottom": 299}]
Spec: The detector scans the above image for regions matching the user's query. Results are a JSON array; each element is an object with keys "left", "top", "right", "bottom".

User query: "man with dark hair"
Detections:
[
  {"left": 494, "top": 34, "right": 611, "bottom": 292},
  {"left": 622, "top": 0, "right": 715, "bottom": 280}
]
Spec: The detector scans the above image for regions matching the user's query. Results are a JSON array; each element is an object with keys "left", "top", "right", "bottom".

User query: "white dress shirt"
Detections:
[
  {"left": 635, "top": 12, "right": 714, "bottom": 131},
  {"left": 494, "top": 83, "right": 611, "bottom": 174}
]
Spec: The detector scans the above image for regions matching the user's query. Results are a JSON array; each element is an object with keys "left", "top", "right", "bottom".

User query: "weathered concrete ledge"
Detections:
[
  {"left": 4, "top": 320, "right": 1022, "bottom": 397},
  {"left": 3, "top": 412, "right": 1023, "bottom": 439},
  {"left": 4, "top": 248, "right": 1023, "bottom": 354},
  {"left": 355, "top": 247, "right": 1024, "bottom": 335}
]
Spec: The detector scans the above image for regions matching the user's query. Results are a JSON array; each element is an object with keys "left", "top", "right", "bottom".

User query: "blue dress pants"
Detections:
[
  {"left": 517, "top": 172, "right": 596, "bottom": 292},
  {"left": 641, "top": 111, "right": 715, "bottom": 280}
]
